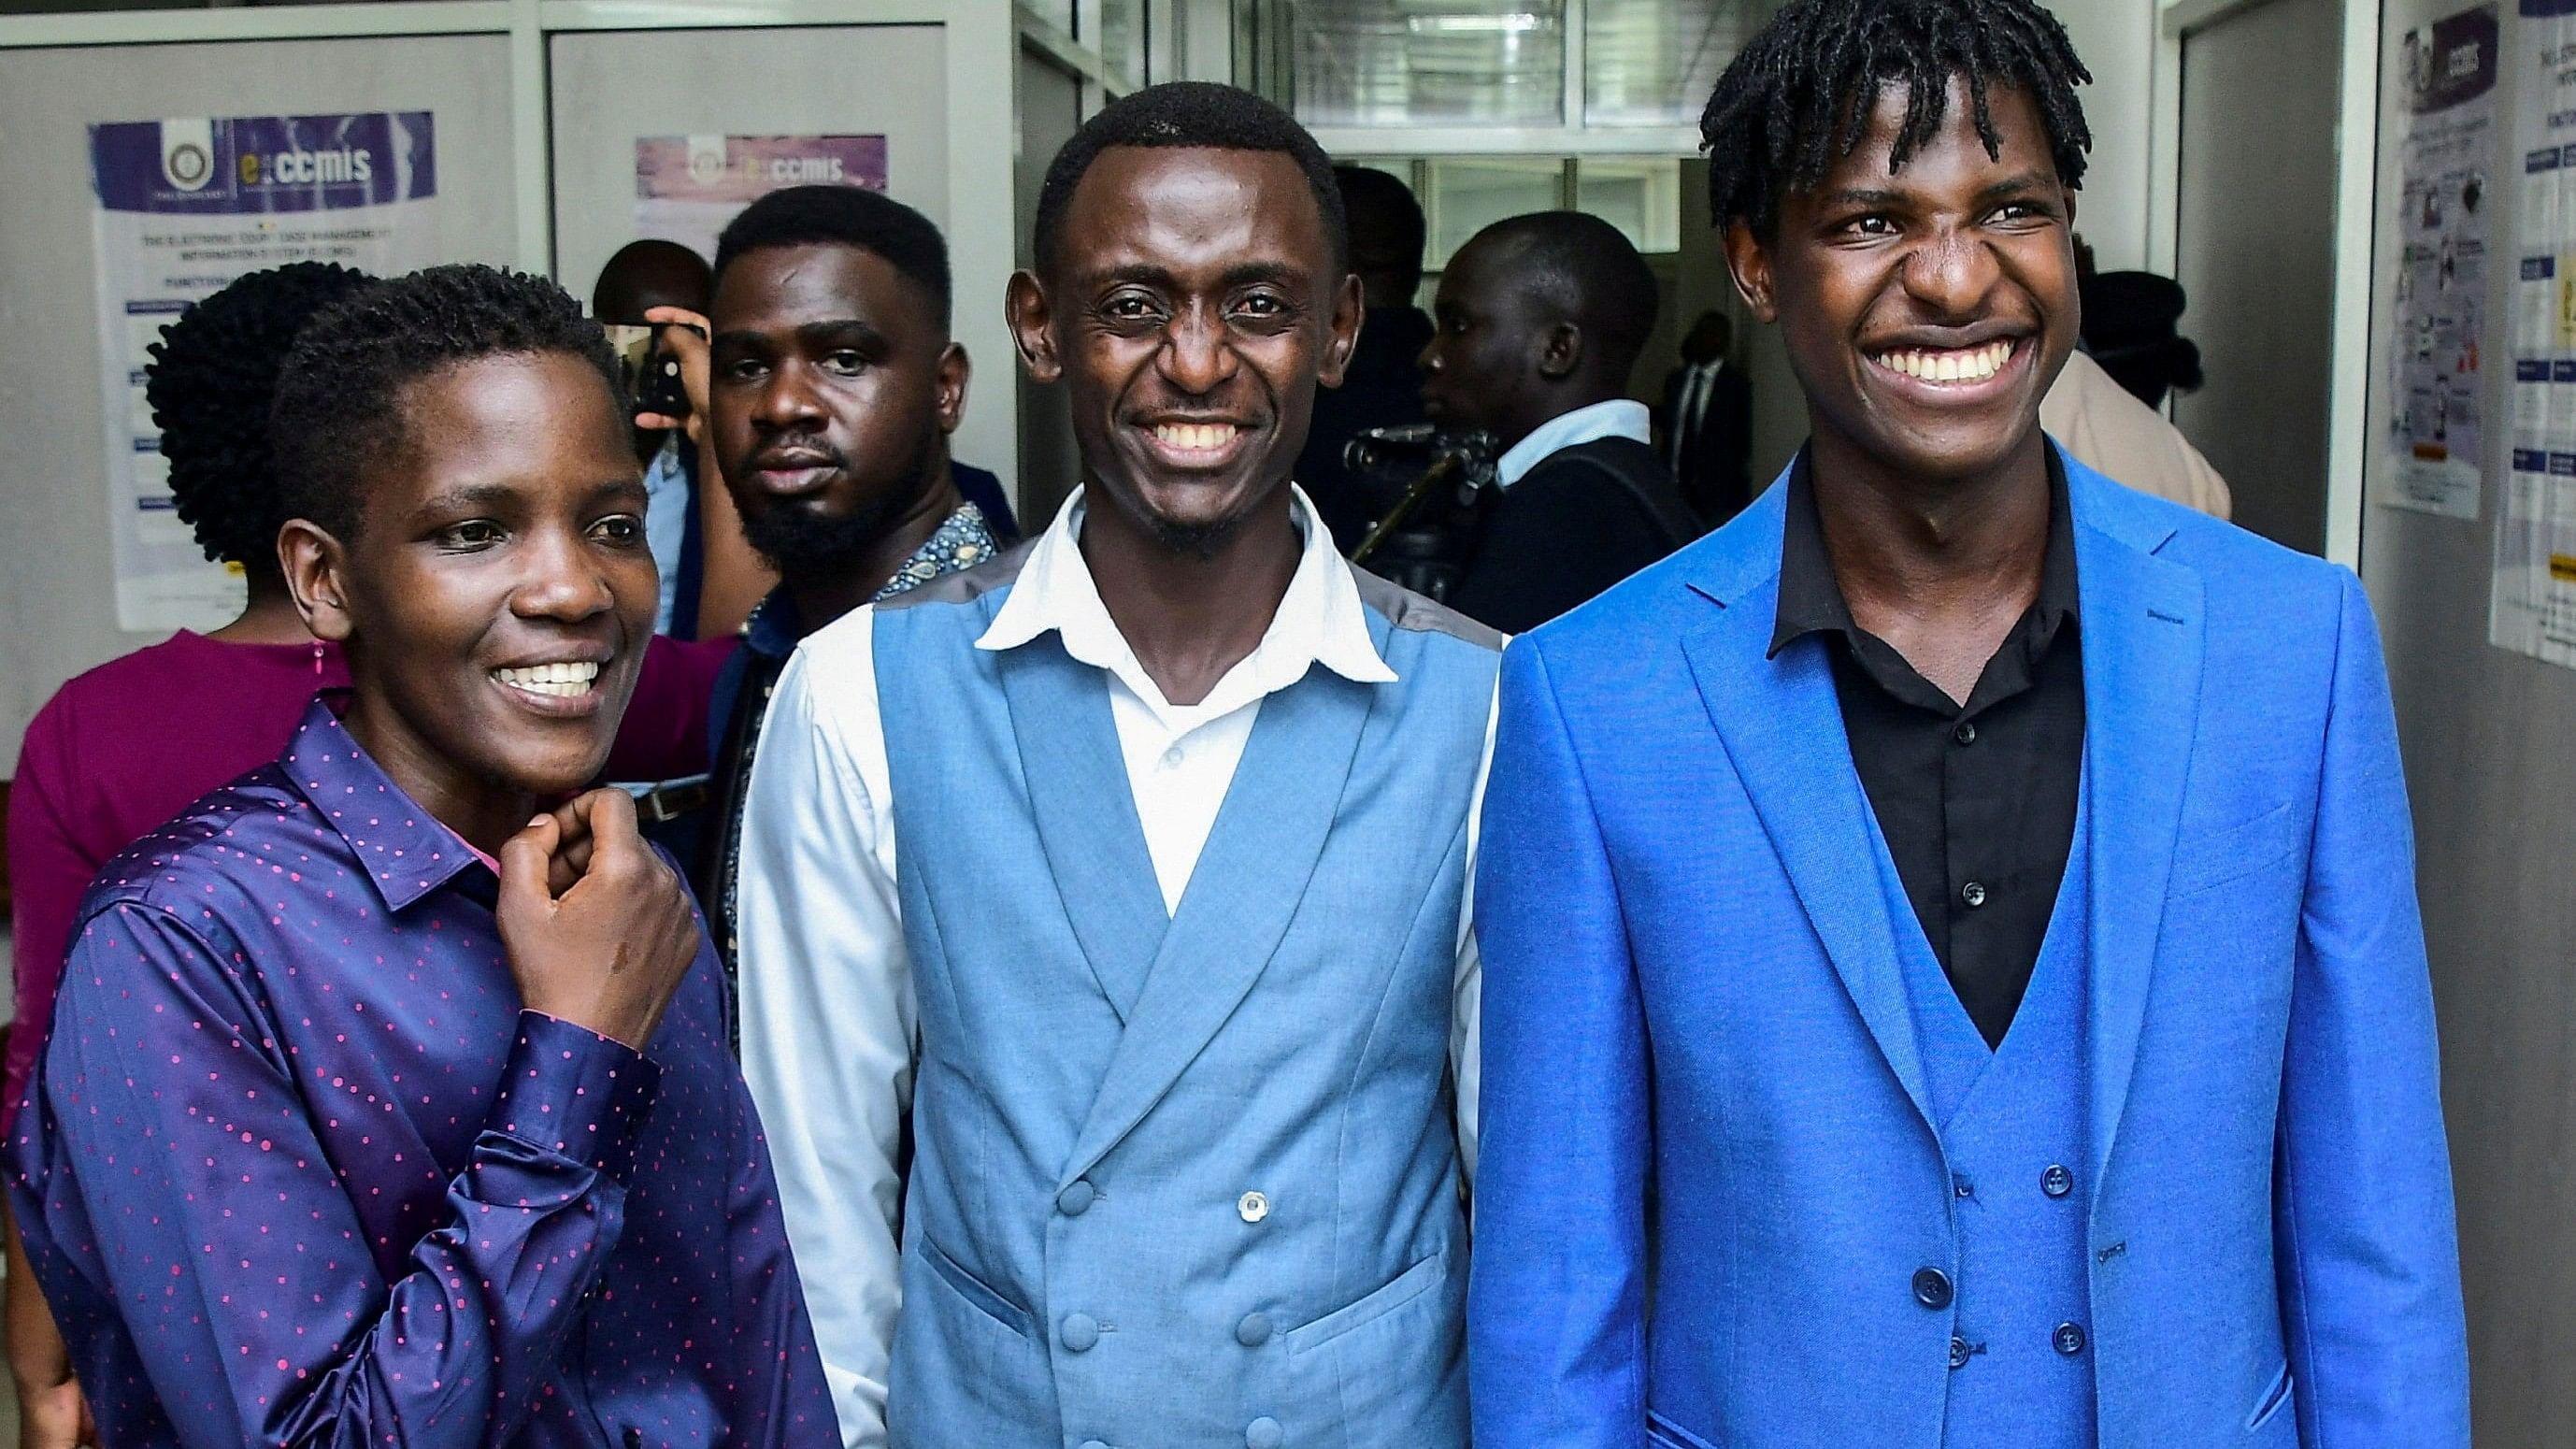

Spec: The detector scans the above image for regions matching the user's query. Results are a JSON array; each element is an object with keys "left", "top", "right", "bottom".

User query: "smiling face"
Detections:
[
  {"left": 1725, "top": 76, "right": 2078, "bottom": 484},
  {"left": 708, "top": 242, "right": 964, "bottom": 579},
  {"left": 290, "top": 351, "right": 654, "bottom": 815},
  {"left": 1008, "top": 145, "right": 1360, "bottom": 552}
]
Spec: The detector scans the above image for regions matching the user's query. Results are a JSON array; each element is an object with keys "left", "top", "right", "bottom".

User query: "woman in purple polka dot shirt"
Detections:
[{"left": 5, "top": 265, "right": 837, "bottom": 1448}]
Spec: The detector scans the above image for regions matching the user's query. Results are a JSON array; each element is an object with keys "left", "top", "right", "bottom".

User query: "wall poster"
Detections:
[
  {"left": 2387, "top": 4, "right": 2502, "bottom": 520},
  {"left": 2498, "top": 0, "right": 2576, "bottom": 665},
  {"left": 88, "top": 112, "right": 441, "bottom": 632},
  {"left": 633, "top": 135, "right": 888, "bottom": 264}
]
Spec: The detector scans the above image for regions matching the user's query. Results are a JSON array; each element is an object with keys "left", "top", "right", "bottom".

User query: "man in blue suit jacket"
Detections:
[{"left": 1468, "top": 2, "right": 2469, "bottom": 1446}]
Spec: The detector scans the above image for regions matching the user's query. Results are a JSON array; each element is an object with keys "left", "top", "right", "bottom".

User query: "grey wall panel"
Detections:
[
  {"left": 2361, "top": 0, "right": 2576, "bottom": 1438},
  {"left": 0, "top": 35, "right": 521, "bottom": 775},
  {"left": 548, "top": 25, "right": 952, "bottom": 287},
  {"left": 2174, "top": 0, "right": 2341, "bottom": 554}
]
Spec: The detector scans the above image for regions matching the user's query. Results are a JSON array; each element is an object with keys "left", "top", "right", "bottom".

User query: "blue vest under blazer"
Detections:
[
  {"left": 1894, "top": 787, "right": 2096, "bottom": 1447},
  {"left": 1468, "top": 446, "right": 2469, "bottom": 1449},
  {"left": 868, "top": 554, "right": 1500, "bottom": 1449}
]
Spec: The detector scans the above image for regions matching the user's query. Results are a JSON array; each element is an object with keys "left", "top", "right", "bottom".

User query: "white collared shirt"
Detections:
[
  {"left": 734, "top": 484, "right": 1489, "bottom": 1447},
  {"left": 1495, "top": 396, "right": 1653, "bottom": 488}
]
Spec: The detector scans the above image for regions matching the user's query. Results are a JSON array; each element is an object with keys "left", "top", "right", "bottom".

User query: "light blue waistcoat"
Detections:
[
  {"left": 1884, "top": 783, "right": 2098, "bottom": 1446},
  {"left": 868, "top": 554, "right": 1501, "bottom": 1449}
]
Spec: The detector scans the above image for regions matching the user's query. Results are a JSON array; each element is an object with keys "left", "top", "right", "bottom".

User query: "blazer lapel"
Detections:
[
  {"left": 1682, "top": 594, "right": 1935, "bottom": 1131},
  {"left": 998, "top": 639, "right": 1171, "bottom": 1020},
  {"left": 2068, "top": 474, "right": 2205, "bottom": 1205},
  {"left": 1057, "top": 659, "right": 1375, "bottom": 1187}
]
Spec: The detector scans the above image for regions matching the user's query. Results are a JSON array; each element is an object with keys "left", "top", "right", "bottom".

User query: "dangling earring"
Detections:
[{"left": 313, "top": 639, "right": 325, "bottom": 676}]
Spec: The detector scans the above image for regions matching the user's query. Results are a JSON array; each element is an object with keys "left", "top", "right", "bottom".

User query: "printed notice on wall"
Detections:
[
  {"left": 89, "top": 113, "right": 441, "bottom": 632},
  {"left": 634, "top": 135, "right": 888, "bottom": 265},
  {"left": 2497, "top": 0, "right": 2576, "bottom": 664},
  {"left": 2385, "top": 4, "right": 2501, "bottom": 520}
]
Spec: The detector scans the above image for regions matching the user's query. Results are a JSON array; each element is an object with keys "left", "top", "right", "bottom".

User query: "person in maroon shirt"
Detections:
[
  {"left": 5, "top": 261, "right": 367, "bottom": 1449},
  {"left": 6, "top": 265, "right": 733, "bottom": 1447}
]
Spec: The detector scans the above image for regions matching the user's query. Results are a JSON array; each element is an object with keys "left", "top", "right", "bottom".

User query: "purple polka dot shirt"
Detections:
[{"left": 7, "top": 701, "right": 839, "bottom": 1448}]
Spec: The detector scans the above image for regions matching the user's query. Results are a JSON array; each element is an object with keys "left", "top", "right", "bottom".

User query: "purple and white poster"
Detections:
[
  {"left": 88, "top": 112, "right": 441, "bottom": 631},
  {"left": 634, "top": 135, "right": 887, "bottom": 263}
]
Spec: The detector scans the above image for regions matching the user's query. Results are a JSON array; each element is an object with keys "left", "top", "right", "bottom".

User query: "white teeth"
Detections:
[
  {"left": 1153, "top": 422, "right": 1239, "bottom": 452},
  {"left": 493, "top": 661, "right": 600, "bottom": 698},
  {"left": 1874, "top": 339, "right": 2014, "bottom": 384}
]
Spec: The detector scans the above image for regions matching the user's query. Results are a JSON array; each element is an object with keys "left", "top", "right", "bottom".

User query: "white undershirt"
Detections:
[{"left": 1496, "top": 396, "right": 1653, "bottom": 488}]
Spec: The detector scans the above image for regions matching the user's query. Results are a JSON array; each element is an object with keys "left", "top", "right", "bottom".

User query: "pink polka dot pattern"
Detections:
[{"left": 7, "top": 703, "right": 838, "bottom": 1447}]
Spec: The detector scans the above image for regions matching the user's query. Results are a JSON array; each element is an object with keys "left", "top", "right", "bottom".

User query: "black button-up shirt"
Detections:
[{"left": 1769, "top": 453, "right": 2085, "bottom": 1049}]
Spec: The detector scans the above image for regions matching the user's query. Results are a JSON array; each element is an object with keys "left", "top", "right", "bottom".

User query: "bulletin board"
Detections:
[{"left": 0, "top": 34, "right": 523, "bottom": 775}]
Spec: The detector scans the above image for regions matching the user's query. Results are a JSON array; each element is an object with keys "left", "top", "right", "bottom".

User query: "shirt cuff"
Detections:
[{"left": 487, "top": 1011, "right": 663, "bottom": 1184}]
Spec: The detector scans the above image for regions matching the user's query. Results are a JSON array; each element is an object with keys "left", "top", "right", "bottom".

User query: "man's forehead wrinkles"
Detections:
[{"left": 1072, "top": 248, "right": 1308, "bottom": 287}]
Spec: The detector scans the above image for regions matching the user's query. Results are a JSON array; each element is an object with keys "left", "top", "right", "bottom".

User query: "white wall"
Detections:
[{"left": 2044, "top": 0, "right": 2161, "bottom": 270}]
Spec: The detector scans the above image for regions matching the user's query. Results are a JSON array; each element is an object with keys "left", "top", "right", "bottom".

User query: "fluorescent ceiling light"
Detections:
[{"left": 1407, "top": 12, "right": 1547, "bottom": 32}]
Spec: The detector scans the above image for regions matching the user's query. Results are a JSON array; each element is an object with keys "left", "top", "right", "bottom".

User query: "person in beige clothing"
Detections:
[{"left": 2039, "top": 347, "right": 2232, "bottom": 518}]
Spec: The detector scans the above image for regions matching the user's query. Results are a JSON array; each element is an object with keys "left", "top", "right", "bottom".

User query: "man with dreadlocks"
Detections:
[{"left": 1469, "top": 1, "right": 2469, "bottom": 1445}]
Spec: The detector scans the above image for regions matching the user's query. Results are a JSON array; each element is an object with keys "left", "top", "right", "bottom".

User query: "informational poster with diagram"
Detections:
[
  {"left": 2386, "top": 4, "right": 2500, "bottom": 519},
  {"left": 89, "top": 112, "right": 440, "bottom": 632},
  {"left": 2498, "top": 0, "right": 2576, "bottom": 664},
  {"left": 633, "top": 135, "right": 888, "bottom": 263}
]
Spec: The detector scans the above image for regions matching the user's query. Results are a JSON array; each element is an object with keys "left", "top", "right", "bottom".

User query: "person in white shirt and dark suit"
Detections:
[
  {"left": 1421, "top": 210, "right": 1700, "bottom": 635},
  {"left": 1661, "top": 309, "right": 1757, "bottom": 525}
]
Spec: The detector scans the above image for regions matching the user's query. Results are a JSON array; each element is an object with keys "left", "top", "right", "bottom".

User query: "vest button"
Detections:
[
  {"left": 1246, "top": 1415, "right": 1284, "bottom": 1449},
  {"left": 1237, "top": 1312, "right": 1274, "bottom": 1347},
  {"left": 1911, "top": 1267, "right": 1953, "bottom": 1310},
  {"left": 1060, "top": 1313, "right": 1100, "bottom": 1352},
  {"left": 1057, "top": 1180, "right": 1096, "bottom": 1215},
  {"left": 1238, "top": 1190, "right": 1270, "bottom": 1224},
  {"left": 2041, "top": 1164, "right": 2074, "bottom": 1198},
  {"left": 1947, "top": 1336, "right": 1972, "bottom": 1370},
  {"left": 2054, "top": 1321, "right": 2088, "bottom": 1356}
]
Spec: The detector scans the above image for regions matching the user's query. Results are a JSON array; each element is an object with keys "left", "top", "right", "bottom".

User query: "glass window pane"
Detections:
[
  {"left": 1293, "top": 0, "right": 1567, "bottom": 127},
  {"left": 1424, "top": 157, "right": 1563, "bottom": 268},
  {"left": 1097, "top": 0, "right": 1144, "bottom": 85},
  {"left": 1584, "top": 0, "right": 1753, "bottom": 127},
  {"left": 1575, "top": 157, "right": 1682, "bottom": 252}
]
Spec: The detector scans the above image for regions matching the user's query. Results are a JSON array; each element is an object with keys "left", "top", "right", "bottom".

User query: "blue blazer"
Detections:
[{"left": 1469, "top": 451, "right": 2469, "bottom": 1449}]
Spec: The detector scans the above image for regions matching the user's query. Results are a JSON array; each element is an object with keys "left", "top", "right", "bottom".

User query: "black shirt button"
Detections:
[
  {"left": 2041, "top": 1164, "right": 2074, "bottom": 1198},
  {"left": 1961, "top": 881, "right": 1989, "bottom": 909},
  {"left": 1911, "top": 1267, "right": 1953, "bottom": 1309},
  {"left": 1953, "top": 720, "right": 1978, "bottom": 746},
  {"left": 2054, "top": 1321, "right": 2088, "bottom": 1356},
  {"left": 1948, "top": 1335, "right": 1972, "bottom": 1370}
]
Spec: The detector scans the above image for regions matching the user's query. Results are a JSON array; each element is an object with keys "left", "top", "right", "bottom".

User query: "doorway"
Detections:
[{"left": 2172, "top": 0, "right": 2345, "bottom": 553}]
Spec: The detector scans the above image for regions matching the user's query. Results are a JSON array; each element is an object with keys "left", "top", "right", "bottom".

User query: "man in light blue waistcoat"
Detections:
[
  {"left": 1469, "top": 1, "right": 2469, "bottom": 1446},
  {"left": 734, "top": 82, "right": 1496, "bottom": 1448}
]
